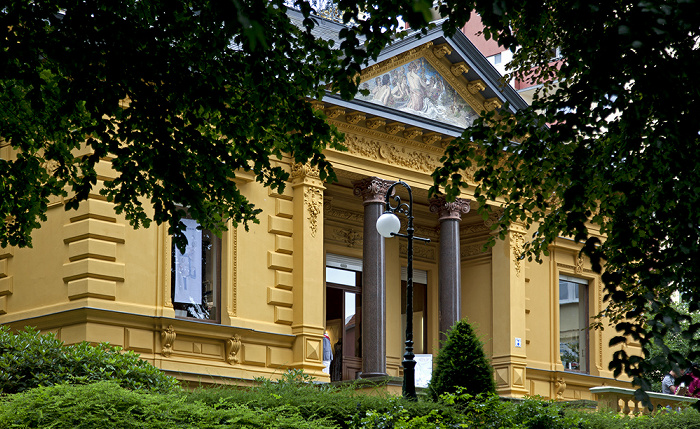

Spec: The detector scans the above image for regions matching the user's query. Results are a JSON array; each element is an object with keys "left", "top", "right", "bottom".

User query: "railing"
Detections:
[{"left": 590, "top": 386, "right": 698, "bottom": 415}]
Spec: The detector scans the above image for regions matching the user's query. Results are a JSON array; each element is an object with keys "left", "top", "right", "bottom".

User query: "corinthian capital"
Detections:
[
  {"left": 429, "top": 195, "right": 470, "bottom": 221},
  {"left": 352, "top": 177, "right": 393, "bottom": 205}
]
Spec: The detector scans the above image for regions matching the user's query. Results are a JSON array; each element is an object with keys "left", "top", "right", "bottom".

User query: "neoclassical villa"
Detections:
[{"left": 0, "top": 13, "right": 634, "bottom": 400}]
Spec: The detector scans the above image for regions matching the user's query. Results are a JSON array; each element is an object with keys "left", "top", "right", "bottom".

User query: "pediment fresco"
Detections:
[{"left": 357, "top": 57, "right": 479, "bottom": 129}]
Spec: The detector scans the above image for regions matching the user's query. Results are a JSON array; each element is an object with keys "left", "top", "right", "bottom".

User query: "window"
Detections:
[
  {"left": 559, "top": 275, "right": 588, "bottom": 372},
  {"left": 493, "top": 52, "right": 502, "bottom": 64},
  {"left": 171, "top": 216, "right": 221, "bottom": 323}
]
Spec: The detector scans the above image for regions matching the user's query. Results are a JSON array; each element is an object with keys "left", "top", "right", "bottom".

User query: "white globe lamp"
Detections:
[{"left": 376, "top": 212, "right": 400, "bottom": 238}]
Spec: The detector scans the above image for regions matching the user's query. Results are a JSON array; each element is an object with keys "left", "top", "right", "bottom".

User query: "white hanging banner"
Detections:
[{"left": 174, "top": 218, "right": 202, "bottom": 304}]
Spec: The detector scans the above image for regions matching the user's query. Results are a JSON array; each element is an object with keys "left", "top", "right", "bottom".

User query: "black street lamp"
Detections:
[{"left": 375, "top": 180, "right": 430, "bottom": 400}]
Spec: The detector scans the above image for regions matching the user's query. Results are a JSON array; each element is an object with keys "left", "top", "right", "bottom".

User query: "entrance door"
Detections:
[{"left": 325, "top": 256, "right": 362, "bottom": 381}]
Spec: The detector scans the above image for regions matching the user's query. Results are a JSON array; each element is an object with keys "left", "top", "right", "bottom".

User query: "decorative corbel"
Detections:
[
  {"left": 325, "top": 107, "right": 345, "bottom": 119},
  {"left": 225, "top": 334, "right": 242, "bottom": 364},
  {"left": 467, "top": 80, "right": 487, "bottom": 94},
  {"left": 345, "top": 112, "right": 366, "bottom": 125},
  {"left": 365, "top": 118, "right": 386, "bottom": 130},
  {"left": 422, "top": 133, "right": 442, "bottom": 146},
  {"left": 385, "top": 123, "right": 405, "bottom": 135},
  {"left": 450, "top": 62, "right": 470, "bottom": 76},
  {"left": 161, "top": 325, "right": 176, "bottom": 357},
  {"left": 432, "top": 43, "right": 452, "bottom": 58},
  {"left": 403, "top": 127, "right": 423, "bottom": 140},
  {"left": 484, "top": 97, "right": 503, "bottom": 112}
]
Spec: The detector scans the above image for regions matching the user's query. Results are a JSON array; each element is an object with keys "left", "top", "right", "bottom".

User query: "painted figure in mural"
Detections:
[
  {"left": 406, "top": 61, "right": 429, "bottom": 111},
  {"left": 373, "top": 74, "right": 392, "bottom": 106},
  {"left": 391, "top": 72, "right": 410, "bottom": 107}
]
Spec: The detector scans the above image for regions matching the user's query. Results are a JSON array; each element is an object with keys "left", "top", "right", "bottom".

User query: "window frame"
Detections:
[
  {"left": 558, "top": 274, "right": 590, "bottom": 373},
  {"left": 170, "top": 214, "right": 222, "bottom": 324}
]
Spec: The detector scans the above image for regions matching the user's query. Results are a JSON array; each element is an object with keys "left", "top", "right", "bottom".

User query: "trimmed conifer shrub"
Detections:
[
  {"left": 0, "top": 326, "right": 180, "bottom": 394},
  {"left": 428, "top": 319, "right": 496, "bottom": 400}
]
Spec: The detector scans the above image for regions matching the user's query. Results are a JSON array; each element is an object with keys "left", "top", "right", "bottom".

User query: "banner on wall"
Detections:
[{"left": 173, "top": 218, "right": 202, "bottom": 304}]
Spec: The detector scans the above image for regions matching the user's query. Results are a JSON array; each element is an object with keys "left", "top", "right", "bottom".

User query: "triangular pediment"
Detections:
[{"left": 355, "top": 42, "right": 499, "bottom": 129}]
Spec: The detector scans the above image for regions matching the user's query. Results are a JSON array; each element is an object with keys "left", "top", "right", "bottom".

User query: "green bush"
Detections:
[
  {"left": 428, "top": 319, "right": 496, "bottom": 399},
  {"left": 187, "top": 369, "right": 461, "bottom": 429},
  {"left": 0, "top": 381, "right": 338, "bottom": 428},
  {"left": 0, "top": 326, "right": 180, "bottom": 394}
]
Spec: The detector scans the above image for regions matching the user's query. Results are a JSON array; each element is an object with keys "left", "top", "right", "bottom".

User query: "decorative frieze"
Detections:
[
  {"left": 327, "top": 226, "right": 363, "bottom": 248},
  {"left": 342, "top": 134, "right": 443, "bottom": 175}
]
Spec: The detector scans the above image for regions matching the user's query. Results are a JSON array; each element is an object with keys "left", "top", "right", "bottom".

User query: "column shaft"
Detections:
[{"left": 353, "top": 177, "right": 391, "bottom": 378}]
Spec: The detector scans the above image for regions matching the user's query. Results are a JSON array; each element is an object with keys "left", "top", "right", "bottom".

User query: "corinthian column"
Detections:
[
  {"left": 352, "top": 176, "right": 392, "bottom": 378},
  {"left": 429, "top": 195, "right": 470, "bottom": 343}
]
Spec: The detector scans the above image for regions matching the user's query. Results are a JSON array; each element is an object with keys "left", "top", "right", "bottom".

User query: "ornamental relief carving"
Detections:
[
  {"left": 343, "top": 134, "right": 443, "bottom": 174},
  {"left": 291, "top": 162, "right": 321, "bottom": 181},
  {"left": 161, "top": 325, "right": 176, "bottom": 357},
  {"left": 511, "top": 231, "right": 525, "bottom": 278},
  {"left": 328, "top": 120, "right": 445, "bottom": 154},
  {"left": 461, "top": 243, "right": 491, "bottom": 259},
  {"left": 226, "top": 335, "right": 242, "bottom": 365},
  {"left": 323, "top": 205, "right": 364, "bottom": 226},
  {"left": 400, "top": 242, "right": 436, "bottom": 261},
  {"left": 327, "top": 226, "right": 363, "bottom": 248},
  {"left": 304, "top": 188, "right": 323, "bottom": 237}
]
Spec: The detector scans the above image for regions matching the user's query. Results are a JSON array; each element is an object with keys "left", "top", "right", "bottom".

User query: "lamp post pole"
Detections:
[{"left": 375, "top": 180, "right": 430, "bottom": 400}]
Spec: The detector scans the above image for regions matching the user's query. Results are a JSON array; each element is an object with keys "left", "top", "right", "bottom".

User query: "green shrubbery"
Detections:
[
  {"left": 1, "top": 367, "right": 699, "bottom": 428},
  {"left": 0, "top": 381, "right": 337, "bottom": 429},
  {"left": 428, "top": 319, "right": 496, "bottom": 399},
  {"left": 0, "top": 326, "right": 180, "bottom": 394}
]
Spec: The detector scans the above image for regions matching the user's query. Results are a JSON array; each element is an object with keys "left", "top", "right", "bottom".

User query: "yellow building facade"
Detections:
[{"left": 0, "top": 20, "right": 634, "bottom": 400}]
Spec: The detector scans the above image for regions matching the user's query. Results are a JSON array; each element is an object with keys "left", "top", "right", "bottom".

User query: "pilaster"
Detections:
[
  {"left": 290, "top": 162, "right": 327, "bottom": 378},
  {"left": 491, "top": 221, "right": 529, "bottom": 397}
]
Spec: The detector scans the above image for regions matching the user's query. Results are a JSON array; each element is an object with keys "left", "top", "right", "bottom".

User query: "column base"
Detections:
[{"left": 359, "top": 371, "right": 389, "bottom": 379}]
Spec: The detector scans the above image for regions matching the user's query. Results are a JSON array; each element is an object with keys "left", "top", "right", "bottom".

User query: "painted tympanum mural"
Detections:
[{"left": 357, "top": 58, "right": 479, "bottom": 129}]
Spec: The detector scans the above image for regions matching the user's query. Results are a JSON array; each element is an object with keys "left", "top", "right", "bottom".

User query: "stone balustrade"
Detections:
[{"left": 590, "top": 386, "right": 698, "bottom": 415}]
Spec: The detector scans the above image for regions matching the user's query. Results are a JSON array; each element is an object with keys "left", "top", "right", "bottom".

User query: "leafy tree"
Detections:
[
  {"left": 428, "top": 319, "right": 495, "bottom": 399},
  {"left": 431, "top": 0, "right": 700, "bottom": 396},
  {"left": 0, "top": 0, "right": 461, "bottom": 251}
]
